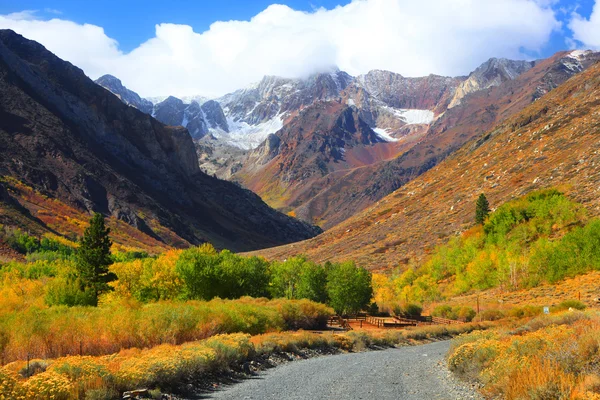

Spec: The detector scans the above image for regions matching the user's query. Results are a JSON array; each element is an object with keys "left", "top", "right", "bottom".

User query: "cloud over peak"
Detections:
[{"left": 0, "top": 0, "right": 570, "bottom": 98}]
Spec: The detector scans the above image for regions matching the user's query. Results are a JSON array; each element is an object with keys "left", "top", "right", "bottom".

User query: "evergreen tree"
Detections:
[
  {"left": 76, "top": 213, "right": 116, "bottom": 305},
  {"left": 475, "top": 193, "right": 490, "bottom": 225}
]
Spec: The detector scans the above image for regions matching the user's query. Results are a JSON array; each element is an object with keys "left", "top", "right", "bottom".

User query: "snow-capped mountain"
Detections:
[
  {"left": 213, "top": 70, "right": 353, "bottom": 149},
  {"left": 95, "top": 52, "right": 596, "bottom": 231},
  {"left": 147, "top": 95, "right": 209, "bottom": 106}
]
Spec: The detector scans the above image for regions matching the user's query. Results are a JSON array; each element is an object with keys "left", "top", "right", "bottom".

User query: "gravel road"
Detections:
[{"left": 208, "top": 341, "right": 481, "bottom": 400}]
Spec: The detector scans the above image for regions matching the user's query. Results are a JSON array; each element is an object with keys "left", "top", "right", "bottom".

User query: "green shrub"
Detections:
[
  {"left": 45, "top": 276, "right": 96, "bottom": 306},
  {"left": 555, "top": 300, "right": 586, "bottom": 311},
  {"left": 505, "top": 305, "right": 543, "bottom": 319},
  {"left": 456, "top": 306, "right": 477, "bottom": 322},
  {"left": 410, "top": 189, "right": 597, "bottom": 295},
  {"left": 176, "top": 246, "right": 270, "bottom": 301},
  {"left": 1, "top": 228, "right": 74, "bottom": 257}
]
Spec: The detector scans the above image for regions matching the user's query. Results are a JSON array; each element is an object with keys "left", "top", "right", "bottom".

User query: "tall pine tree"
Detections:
[
  {"left": 76, "top": 213, "right": 116, "bottom": 305},
  {"left": 475, "top": 193, "right": 490, "bottom": 225}
]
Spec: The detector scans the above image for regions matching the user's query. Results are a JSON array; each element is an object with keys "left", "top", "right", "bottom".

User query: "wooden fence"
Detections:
[
  {"left": 430, "top": 316, "right": 464, "bottom": 325},
  {"left": 366, "top": 316, "right": 416, "bottom": 328},
  {"left": 329, "top": 314, "right": 464, "bottom": 330}
]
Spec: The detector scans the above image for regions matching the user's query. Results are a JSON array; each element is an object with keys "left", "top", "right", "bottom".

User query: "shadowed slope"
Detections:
[{"left": 0, "top": 30, "right": 320, "bottom": 252}]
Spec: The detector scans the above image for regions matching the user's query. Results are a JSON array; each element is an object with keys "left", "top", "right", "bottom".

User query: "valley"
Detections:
[
  {"left": 97, "top": 52, "right": 600, "bottom": 230},
  {"left": 1, "top": 1, "right": 600, "bottom": 397}
]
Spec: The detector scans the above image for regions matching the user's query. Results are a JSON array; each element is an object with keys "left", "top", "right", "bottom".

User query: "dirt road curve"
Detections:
[{"left": 208, "top": 341, "right": 482, "bottom": 400}]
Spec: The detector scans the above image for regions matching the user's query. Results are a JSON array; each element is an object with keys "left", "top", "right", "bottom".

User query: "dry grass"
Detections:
[
  {"left": 0, "top": 297, "right": 332, "bottom": 364},
  {"left": 448, "top": 310, "right": 600, "bottom": 399},
  {"left": 430, "top": 270, "right": 600, "bottom": 314},
  {"left": 1, "top": 320, "right": 492, "bottom": 399}
]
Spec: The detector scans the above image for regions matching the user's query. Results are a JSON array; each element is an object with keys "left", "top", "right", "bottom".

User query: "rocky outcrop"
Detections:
[
  {"left": 201, "top": 100, "right": 229, "bottom": 132},
  {"left": 448, "top": 58, "right": 535, "bottom": 108},
  {"left": 352, "top": 70, "right": 462, "bottom": 113},
  {"left": 151, "top": 97, "right": 229, "bottom": 140},
  {"left": 0, "top": 29, "right": 320, "bottom": 251}
]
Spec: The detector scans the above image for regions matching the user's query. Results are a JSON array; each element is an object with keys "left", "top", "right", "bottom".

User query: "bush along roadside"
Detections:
[
  {"left": 1, "top": 322, "right": 492, "bottom": 399},
  {"left": 447, "top": 310, "right": 600, "bottom": 400}
]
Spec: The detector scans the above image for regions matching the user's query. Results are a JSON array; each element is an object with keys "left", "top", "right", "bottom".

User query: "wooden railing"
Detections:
[
  {"left": 366, "top": 316, "right": 416, "bottom": 328},
  {"left": 394, "top": 314, "right": 465, "bottom": 326},
  {"left": 331, "top": 314, "right": 464, "bottom": 330},
  {"left": 430, "top": 316, "right": 464, "bottom": 325}
]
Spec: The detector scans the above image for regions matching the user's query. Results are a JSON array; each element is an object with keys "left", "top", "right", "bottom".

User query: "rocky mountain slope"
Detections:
[
  {"left": 235, "top": 102, "right": 405, "bottom": 210},
  {"left": 447, "top": 58, "right": 535, "bottom": 108},
  {"left": 228, "top": 71, "right": 465, "bottom": 224},
  {"left": 0, "top": 29, "right": 320, "bottom": 252},
  {"left": 151, "top": 96, "right": 229, "bottom": 140},
  {"left": 274, "top": 50, "right": 600, "bottom": 229},
  {"left": 247, "top": 55, "right": 600, "bottom": 269}
]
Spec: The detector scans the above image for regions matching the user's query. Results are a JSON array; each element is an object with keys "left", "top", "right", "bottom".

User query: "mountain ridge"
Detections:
[{"left": 96, "top": 49, "right": 598, "bottom": 232}]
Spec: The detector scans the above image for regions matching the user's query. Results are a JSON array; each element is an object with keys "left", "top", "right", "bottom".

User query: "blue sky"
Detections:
[
  {"left": 1, "top": 0, "right": 598, "bottom": 97},
  {"left": 0, "top": 0, "right": 353, "bottom": 51}
]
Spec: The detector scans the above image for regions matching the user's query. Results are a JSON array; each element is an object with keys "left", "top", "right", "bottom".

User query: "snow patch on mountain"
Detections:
[
  {"left": 181, "top": 95, "right": 209, "bottom": 105},
  {"left": 146, "top": 95, "right": 168, "bottom": 105},
  {"left": 561, "top": 58, "right": 583, "bottom": 73},
  {"left": 213, "top": 115, "right": 284, "bottom": 150},
  {"left": 384, "top": 107, "right": 435, "bottom": 125},
  {"left": 373, "top": 128, "right": 399, "bottom": 142},
  {"left": 569, "top": 50, "right": 592, "bottom": 60}
]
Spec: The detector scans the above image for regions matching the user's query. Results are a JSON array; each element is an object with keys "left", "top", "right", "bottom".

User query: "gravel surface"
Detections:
[{"left": 207, "top": 341, "right": 482, "bottom": 400}]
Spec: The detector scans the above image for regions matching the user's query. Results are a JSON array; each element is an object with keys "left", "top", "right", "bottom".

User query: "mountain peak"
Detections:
[
  {"left": 96, "top": 74, "right": 123, "bottom": 87},
  {"left": 447, "top": 57, "right": 535, "bottom": 109},
  {"left": 472, "top": 57, "right": 535, "bottom": 80},
  {"left": 95, "top": 74, "right": 153, "bottom": 114}
]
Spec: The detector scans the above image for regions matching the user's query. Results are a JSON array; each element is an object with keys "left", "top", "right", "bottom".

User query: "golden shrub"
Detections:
[
  {"left": 0, "top": 368, "right": 24, "bottom": 399},
  {"left": 21, "top": 370, "right": 75, "bottom": 400}
]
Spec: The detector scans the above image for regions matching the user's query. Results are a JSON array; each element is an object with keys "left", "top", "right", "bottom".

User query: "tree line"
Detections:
[{"left": 47, "top": 213, "right": 373, "bottom": 315}]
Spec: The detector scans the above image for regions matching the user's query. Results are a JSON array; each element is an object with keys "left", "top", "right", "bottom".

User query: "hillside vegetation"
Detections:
[
  {"left": 367, "top": 189, "right": 600, "bottom": 319},
  {"left": 448, "top": 310, "right": 600, "bottom": 399},
  {"left": 0, "top": 214, "right": 508, "bottom": 399},
  {"left": 0, "top": 216, "right": 375, "bottom": 365}
]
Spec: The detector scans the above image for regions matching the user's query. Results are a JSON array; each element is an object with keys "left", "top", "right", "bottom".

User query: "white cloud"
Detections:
[
  {"left": 0, "top": 11, "right": 122, "bottom": 79},
  {"left": 570, "top": 0, "right": 600, "bottom": 49},
  {"left": 0, "top": 0, "right": 561, "bottom": 98}
]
